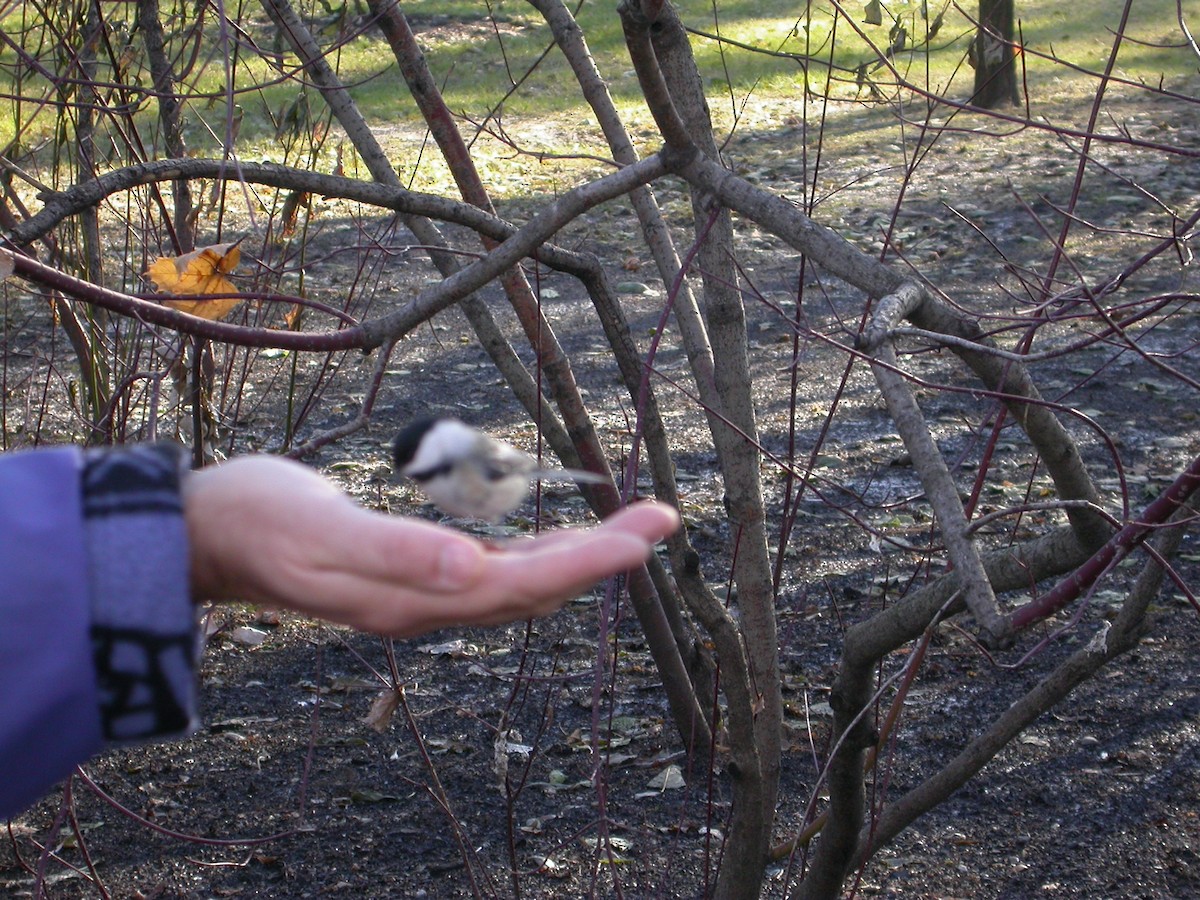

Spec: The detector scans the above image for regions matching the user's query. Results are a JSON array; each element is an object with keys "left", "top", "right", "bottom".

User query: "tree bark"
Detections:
[
  {"left": 619, "top": 3, "right": 782, "bottom": 896},
  {"left": 971, "top": 0, "right": 1020, "bottom": 108}
]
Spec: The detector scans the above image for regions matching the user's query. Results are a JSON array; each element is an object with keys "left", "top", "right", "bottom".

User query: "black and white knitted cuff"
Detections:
[{"left": 82, "top": 443, "right": 199, "bottom": 743}]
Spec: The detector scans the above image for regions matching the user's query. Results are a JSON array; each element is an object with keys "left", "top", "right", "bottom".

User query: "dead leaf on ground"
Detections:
[
  {"left": 364, "top": 689, "right": 402, "bottom": 732},
  {"left": 644, "top": 764, "right": 685, "bottom": 792},
  {"left": 229, "top": 626, "right": 268, "bottom": 647}
]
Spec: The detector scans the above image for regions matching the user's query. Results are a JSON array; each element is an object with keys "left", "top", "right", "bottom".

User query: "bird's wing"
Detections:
[
  {"left": 482, "top": 446, "right": 534, "bottom": 482},
  {"left": 530, "top": 467, "right": 609, "bottom": 484}
]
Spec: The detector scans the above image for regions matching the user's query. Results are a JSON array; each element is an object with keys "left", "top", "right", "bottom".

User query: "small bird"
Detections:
[{"left": 392, "top": 417, "right": 608, "bottom": 522}]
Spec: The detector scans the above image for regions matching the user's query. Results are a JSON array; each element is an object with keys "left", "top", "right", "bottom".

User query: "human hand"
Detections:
[{"left": 183, "top": 455, "right": 679, "bottom": 637}]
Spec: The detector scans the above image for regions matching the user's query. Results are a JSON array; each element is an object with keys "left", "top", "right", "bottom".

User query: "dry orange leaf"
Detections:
[
  {"left": 363, "top": 689, "right": 402, "bottom": 733},
  {"left": 144, "top": 240, "right": 243, "bottom": 321}
]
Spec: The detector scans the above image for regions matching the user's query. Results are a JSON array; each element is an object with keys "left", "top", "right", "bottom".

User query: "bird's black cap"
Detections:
[{"left": 391, "top": 417, "right": 441, "bottom": 470}]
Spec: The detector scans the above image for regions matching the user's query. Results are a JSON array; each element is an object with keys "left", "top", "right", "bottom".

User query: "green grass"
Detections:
[
  {"left": 344, "top": 0, "right": 1196, "bottom": 119},
  {"left": 0, "top": 0, "right": 1194, "bottom": 194}
]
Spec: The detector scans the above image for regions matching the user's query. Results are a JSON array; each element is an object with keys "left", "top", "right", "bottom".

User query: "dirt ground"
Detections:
[{"left": 4, "top": 79, "right": 1200, "bottom": 899}]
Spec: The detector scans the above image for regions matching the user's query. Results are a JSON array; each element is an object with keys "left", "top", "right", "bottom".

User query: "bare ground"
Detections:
[{"left": 3, "top": 84, "right": 1200, "bottom": 899}]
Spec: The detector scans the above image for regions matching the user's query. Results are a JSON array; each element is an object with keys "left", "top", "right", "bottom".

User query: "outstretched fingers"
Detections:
[
  {"left": 443, "top": 502, "right": 679, "bottom": 625},
  {"left": 344, "top": 501, "right": 679, "bottom": 636}
]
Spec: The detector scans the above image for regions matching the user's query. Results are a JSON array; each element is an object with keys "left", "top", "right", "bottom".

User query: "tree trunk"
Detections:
[{"left": 971, "top": 0, "right": 1019, "bottom": 108}]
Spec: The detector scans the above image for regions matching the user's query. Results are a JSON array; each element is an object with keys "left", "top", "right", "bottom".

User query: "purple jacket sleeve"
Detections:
[
  {"left": 1, "top": 444, "right": 198, "bottom": 819},
  {"left": 0, "top": 447, "right": 102, "bottom": 818}
]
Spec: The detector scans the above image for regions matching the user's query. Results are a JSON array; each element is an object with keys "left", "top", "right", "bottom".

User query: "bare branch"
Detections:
[
  {"left": 856, "top": 494, "right": 1198, "bottom": 866},
  {"left": 870, "top": 342, "right": 1005, "bottom": 640}
]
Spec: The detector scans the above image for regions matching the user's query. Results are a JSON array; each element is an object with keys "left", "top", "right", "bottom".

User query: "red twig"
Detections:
[{"left": 1009, "top": 451, "right": 1200, "bottom": 630}]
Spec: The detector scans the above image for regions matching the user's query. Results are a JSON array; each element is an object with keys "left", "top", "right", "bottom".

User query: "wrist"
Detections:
[
  {"left": 81, "top": 443, "right": 198, "bottom": 742},
  {"left": 182, "top": 464, "right": 237, "bottom": 602}
]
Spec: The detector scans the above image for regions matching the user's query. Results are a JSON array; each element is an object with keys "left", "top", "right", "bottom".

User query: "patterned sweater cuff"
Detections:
[{"left": 82, "top": 443, "right": 199, "bottom": 743}]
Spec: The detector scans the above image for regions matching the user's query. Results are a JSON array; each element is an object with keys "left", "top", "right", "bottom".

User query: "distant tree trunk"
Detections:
[
  {"left": 970, "top": 0, "right": 1019, "bottom": 108},
  {"left": 137, "top": 0, "right": 194, "bottom": 250}
]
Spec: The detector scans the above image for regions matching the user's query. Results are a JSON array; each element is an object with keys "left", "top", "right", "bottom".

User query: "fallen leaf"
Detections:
[
  {"left": 605, "top": 753, "right": 637, "bottom": 767},
  {"left": 493, "top": 729, "right": 510, "bottom": 794},
  {"left": 536, "top": 855, "right": 571, "bottom": 878},
  {"left": 426, "top": 736, "right": 472, "bottom": 754},
  {"left": 255, "top": 609, "right": 282, "bottom": 627},
  {"left": 363, "top": 689, "right": 402, "bottom": 732},
  {"left": 646, "top": 764, "right": 685, "bottom": 791},
  {"left": 616, "top": 281, "right": 650, "bottom": 294},
  {"left": 582, "top": 835, "right": 633, "bottom": 853},
  {"left": 418, "top": 639, "right": 478, "bottom": 657},
  {"left": 350, "top": 788, "right": 401, "bottom": 803},
  {"left": 230, "top": 626, "right": 268, "bottom": 646}
]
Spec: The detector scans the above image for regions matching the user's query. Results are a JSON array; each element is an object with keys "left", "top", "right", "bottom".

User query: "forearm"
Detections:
[{"left": 0, "top": 447, "right": 99, "bottom": 818}]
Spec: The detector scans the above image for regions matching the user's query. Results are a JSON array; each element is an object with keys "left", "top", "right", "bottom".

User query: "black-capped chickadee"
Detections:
[{"left": 392, "top": 417, "right": 608, "bottom": 522}]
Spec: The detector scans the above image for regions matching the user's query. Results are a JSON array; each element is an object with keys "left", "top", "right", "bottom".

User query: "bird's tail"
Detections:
[{"left": 532, "top": 467, "right": 609, "bottom": 484}]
